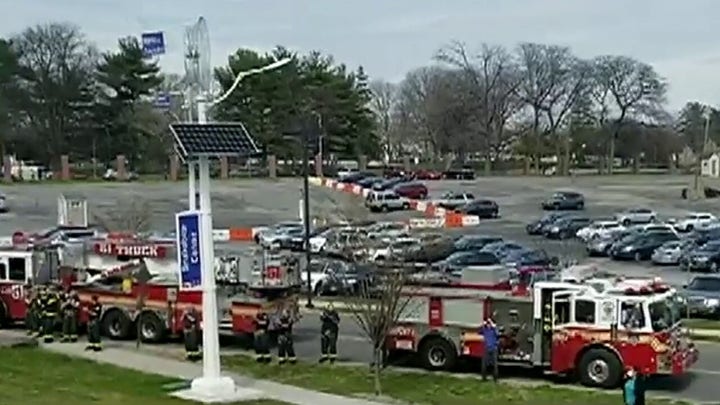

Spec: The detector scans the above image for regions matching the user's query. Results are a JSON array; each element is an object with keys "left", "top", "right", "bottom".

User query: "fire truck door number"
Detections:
[{"left": 10, "top": 285, "right": 23, "bottom": 300}]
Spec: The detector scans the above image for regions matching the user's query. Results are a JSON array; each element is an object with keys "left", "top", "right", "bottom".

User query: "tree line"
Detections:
[
  {"left": 370, "top": 41, "right": 720, "bottom": 174},
  {"left": 0, "top": 22, "right": 717, "bottom": 174}
]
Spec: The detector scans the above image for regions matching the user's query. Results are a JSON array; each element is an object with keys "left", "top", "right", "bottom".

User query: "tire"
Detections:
[
  {"left": 649, "top": 215, "right": 656, "bottom": 223},
  {"left": 560, "top": 230, "right": 570, "bottom": 239},
  {"left": 577, "top": 348, "right": 622, "bottom": 388},
  {"left": 138, "top": 312, "right": 165, "bottom": 343},
  {"left": 402, "top": 203, "right": 410, "bottom": 210},
  {"left": 633, "top": 251, "right": 642, "bottom": 262},
  {"left": 711, "top": 262, "right": 719, "bottom": 273},
  {"left": 419, "top": 337, "right": 457, "bottom": 371},
  {"left": 313, "top": 282, "right": 324, "bottom": 296},
  {"left": 577, "top": 202, "right": 584, "bottom": 210},
  {"left": 102, "top": 309, "right": 132, "bottom": 340},
  {"left": 622, "top": 218, "right": 631, "bottom": 226},
  {"left": 686, "top": 224, "right": 694, "bottom": 232},
  {"left": 381, "top": 205, "right": 389, "bottom": 212}
]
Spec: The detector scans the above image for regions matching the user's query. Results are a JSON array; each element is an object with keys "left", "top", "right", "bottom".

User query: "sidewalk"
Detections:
[{"left": 42, "top": 341, "right": 387, "bottom": 405}]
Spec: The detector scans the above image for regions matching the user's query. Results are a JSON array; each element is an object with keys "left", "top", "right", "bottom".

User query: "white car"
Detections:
[
  {"left": 672, "top": 212, "right": 717, "bottom": 232},
  {"left": 576, "top": 220, "right": 624, "bottom": 241},
  {"left": 259, "top": 226, "right": 303, "bottom": 248},
  {"left": 614, "top": 208, "right": 656, "bottom": 226},
  {"left": 366, "top": 222, "right": 409, "bottom": 240},
  {"left": 337, "top": 167, "right": 358, "bottom": 179},
  {"left": 370, "top": 237, "right": 420, "bottom": 261},
  {"left": 628, "top": 222, "right": 679, "bottom": 236},
  {"left": 0, "top": 194, "right": 7, "bottom": 213}
]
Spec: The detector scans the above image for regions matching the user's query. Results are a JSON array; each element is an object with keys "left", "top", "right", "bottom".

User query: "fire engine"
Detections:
[
  {"left": 0, "top": 196, "right": 302, "bottom": 342},
  {"left": 387, "top": 266, "right": 698, "bottom": 388}
]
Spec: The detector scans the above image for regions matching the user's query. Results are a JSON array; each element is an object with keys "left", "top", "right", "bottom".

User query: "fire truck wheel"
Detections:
[
  {"left": 419, "top": 337, "right": 457, "bottom": 371},
  {"left": 102, "top": 309, "right": 132, "bottom": 340},
  {"left": 138, "top": 312, "right": 165, "bottom": 343},
  {"left": 577, "top": 348, "right": 622, "bottom": 388}
]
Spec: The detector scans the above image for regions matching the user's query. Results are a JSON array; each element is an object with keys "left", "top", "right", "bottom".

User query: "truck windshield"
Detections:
[{"left": 649, "top": 294, "right": 681, "bottom": 332}]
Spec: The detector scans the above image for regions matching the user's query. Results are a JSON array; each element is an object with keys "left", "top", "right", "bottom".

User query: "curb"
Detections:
[{"left": 311, "top": 176, "right": 481, "bottom": 229}]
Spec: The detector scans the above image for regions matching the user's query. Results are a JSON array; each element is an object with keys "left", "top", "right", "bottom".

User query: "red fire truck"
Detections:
[
  {"left": 386, "top": 272, "right": 698, "bottom": 388},
  {"left": 0, "top": 231, "right": 302, "bottom": 342}
]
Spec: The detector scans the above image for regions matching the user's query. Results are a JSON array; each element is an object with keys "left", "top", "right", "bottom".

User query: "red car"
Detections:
[
  {"left": 394, "top": 182, "right": 428, "bottom": 200},
  {"left": 414, "top": 169, "right": 442, "bottom": 180}
]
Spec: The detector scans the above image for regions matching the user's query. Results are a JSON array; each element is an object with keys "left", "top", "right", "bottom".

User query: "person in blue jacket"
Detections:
[
  {"left": 479, "top": 317, "right": 499, "bottom": 381},
  {"left": 623, "top": 368, "right": 637, "bottom": 405}
]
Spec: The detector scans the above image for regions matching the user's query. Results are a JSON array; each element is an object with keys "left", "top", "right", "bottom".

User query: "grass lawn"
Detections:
[
  {"left": 0, "top": 347, "right": 288, "bottom": 405},
  {"left": 223, "top": 356, "right": 686, "bottom": 405},
  {"left": 685, "top": 318, "right": 720, "bottom": 330}
]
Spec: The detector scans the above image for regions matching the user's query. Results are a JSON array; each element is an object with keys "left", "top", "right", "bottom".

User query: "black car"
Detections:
[
  {"left": 457, "top": 200, "right": 499, "bottom": 218},
  {"left": 680, "top": 240, "right": 720, "bottom": 272},
  {"left": 689, "top": 228, "right": 720, "bottom": 245},
  {"left": 541, "top": 191, "right": 585, "bottom": 210},
  {"left": 610, "top": 232, "right": 679, "bottom": 261},
  {"left": 544, "top": 216, "right": 592, "bottom": 239},
  {"left": 526, "top": 213, "right": 571, "bottom": 235},
  {"left": 453, "top": 235, "right": 504, "bottom": 252},
  {"left": 356, "top": 176, "right": 383, "bottom": 188},
  {"left": 442, "top": 167, "right": 475, "bottom": 180},
  {"left": 372, "top": 177, "right": 410, "bottom": 191},
  {"left": 339, "top": 171, "right": 374, "bottom": 184},
  {"left": 432, "top": 250, "right": 500, "bottom": 273}
]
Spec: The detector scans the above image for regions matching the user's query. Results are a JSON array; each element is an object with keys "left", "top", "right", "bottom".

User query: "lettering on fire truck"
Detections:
[
  {"left": 94, "top": 243, "right": 167, "bottom": 258},
  {"left": 0, "top": 284, "right": 24, "bottom": 300}
]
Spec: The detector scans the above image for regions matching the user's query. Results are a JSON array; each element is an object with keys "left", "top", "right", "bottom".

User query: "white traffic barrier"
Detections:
[
  {"left": 461, "top": 215, "right": 481, "bottom": 226},
  {"left": 408, "top": 217, "right": 445, "bottom": 229},
  {"left": 213, "top": 229, "right": 231, "bottom": 242}
]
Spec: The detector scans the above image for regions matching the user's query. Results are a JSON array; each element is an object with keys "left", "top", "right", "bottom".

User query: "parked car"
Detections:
[
  {"left": 414, "top": 169, "right": 443, "bottom": 180},
  {"left": 587, "top": 231, "right": 631, "bottom": 257},
  {"left": 339, "top": 171, "right": 374, "bottom": 183},
  {"left": 614, "top": 208, "right": 657, "bottom": 226},
  {"left": 393, "top": 182, "right": 428, "bottom": 200},
  {"left": 680, "top": 240, "right": 720, "bottom": 272},
  {"left": 628, "top": 223, "right": 678, "bottom": 235},
  {"left": 442, "top": 167, "right": 475, "bottom": 180},
  {"left": 370, "top": 237, "right": 421, "bottom": 261},
  {"left": 544, "top": 216, "right": 592, "bottom": 239},
  {"left": 321, "top": 263, "right": 378, "bottom": 296},
  {"left": 436, "top": 192, "right": 475, "bottom": 210},
  {"left": 502, "top": 248, "right": 554, "bottom": 268},
  {"left": 0, "top": 193, "right": 7, "bottom": 213},
  {"left": 432, "top": 250, "right": 500, "bottom": 273},
  {"left": 336, "top": 167, "right": 358, "bottom": 178},
  {"left": 526, "top": 213, "right": 571, "bottom": 235},
  {"left": 480, "top": 241, "right": 525, "bottom": 258},
  {"left": 576, "top": 220, "right": 624, "bottom": 242},
  {"left": 651, "top": 239, "right": 697, "bottom": 265},
  {"left": 372, "top": 177, "right": 410, "bottom": 191},
  {"left": 609, "top": 232, "right": 679, "bottom": 261},
  {"left": 254, "top": 221, "right": 302, "bottom": 244},
  {"left": 259, "top": 225, "right": 304, "bottom": 248},
  {"left": 365, "top": 190, "right": 410, "bottom": 212},
  {"left": 680, "top": 275, "right": 720, "bottom": 318},
  {"left": 356, "top": 176, "right": 383, "bottom": 188},
  {"left": 456, "top": 200, "right": 499, "bottom": 218},
  {"left": 453, "top": 235, "right": 504, "bottom": 252},
  {"left": 365, "top": 221, "right": 409, "bottom": 240},
  {"left": 673, "top": 212, "right": 718, "bottom": 232},
  {"left": 541, "top": 191, "right": 584, "bottom": 210},
  {"left": 688, "top": 227, "right": 720, "bottom": 245}
]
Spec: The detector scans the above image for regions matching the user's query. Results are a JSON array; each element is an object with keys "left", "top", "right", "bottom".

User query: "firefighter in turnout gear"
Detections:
[
  {"left": 24, "top": 284, "right": 38, "bottom": 336},
  {"left": 319, "top": 304, "right": 340, "bottom": 363},
  {"left": 61, "top": 291, "right": 80, "bottom": 343},
  {"left": 41, "top": 286, "right": 60, "bottom": 343},
  {"left": 86, "top": 295, "right": 103, "bottom": 351},
  {"left": 277, "top": 309, "right": 296, "bottom": 364},
  {"left": 182, "top": 307, "right": 201, "bottom": 361},
  {"left": 253, "top": 310, "right": 271, "bottom": 363}
]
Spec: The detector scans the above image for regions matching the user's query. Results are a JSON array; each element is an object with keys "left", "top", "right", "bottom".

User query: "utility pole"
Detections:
[
  {"left": 694, "top": 110, "right": 711, "bottom": 196},
  {"left": 302, "top": 117, "right": 313, "bottom": 308}
]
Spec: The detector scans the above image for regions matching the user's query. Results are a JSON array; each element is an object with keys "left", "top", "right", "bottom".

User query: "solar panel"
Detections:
[{"left": 169, "top": 122, "right": 262, "bottom": 158}]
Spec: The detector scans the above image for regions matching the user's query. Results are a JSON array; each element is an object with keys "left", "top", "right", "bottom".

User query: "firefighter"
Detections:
[
  {"left": 253, "top": 310, "right": 271, "bottom": 363},
  {"left": 61, "top": 290, "right": 80, "bottom": 343},
  {"left": 542, "top": 302, "right": 552, "bottom": 332},
  {"left": 182, "top": 307, "right": 201, "bottom": 361},
  {"left": 24, "top": 284, "right": 37, "bottom": 336},
  {"left": 41, "top": 285, "right": 60, "bottom": 343},
  {"left": 319, "top": 303, "right": 340, "bottom": 363},
  {"left": 85, "top": 295, "right": 103, "bottom": 351},
  {"left": 277, "top": 309, "right": 296, "bottom": 364}
]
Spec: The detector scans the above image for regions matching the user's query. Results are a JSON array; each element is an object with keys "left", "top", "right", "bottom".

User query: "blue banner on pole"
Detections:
[
  {"left": 176, "top": 210, "right": 202, "bottom": 289},
  {"left": 141, "top": 31, "right": 165, "bottom": 57},
  {"left": 154, "top": 93, "right": 171, "bottom": 109}
]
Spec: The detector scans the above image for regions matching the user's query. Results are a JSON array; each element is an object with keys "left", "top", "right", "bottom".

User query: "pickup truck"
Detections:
[{"left": 436, "top": 192, "right": 475, "bottom": 210}]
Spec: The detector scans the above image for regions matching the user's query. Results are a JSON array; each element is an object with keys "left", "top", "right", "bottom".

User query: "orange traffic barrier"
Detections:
[
  {"left": 444, "top": 212, "right": 463, "bottom": 228},
  {"left": 228, "top": 227, "right": 254, "bottom": 241},
  {"left": 409, "top": 200, "right": 418, "bottom": 210}
]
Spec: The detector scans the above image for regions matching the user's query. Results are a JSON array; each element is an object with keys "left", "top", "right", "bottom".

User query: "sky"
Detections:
[{"left": 2, "top": 0, "right": 719, "bottom": 111}]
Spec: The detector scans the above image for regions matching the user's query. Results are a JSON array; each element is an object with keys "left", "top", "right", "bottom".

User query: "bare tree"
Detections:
[
  {"left": 345, "top": 267, "right": 417, "bottom": 397},
  {"left": 514, "top": 43, "right": 587, "bottom": 175},
  {"left": 592, "top": 55, "right": 667, "bottom": 174},
  {"left": 436, "top": 41, "right": 523, "bottom": 171},
  {"left": 93, "top": 197, "right": 152, "bottom": 234},
  {"left": 369, "top": 80, "right": 397, "bottom": 161}
]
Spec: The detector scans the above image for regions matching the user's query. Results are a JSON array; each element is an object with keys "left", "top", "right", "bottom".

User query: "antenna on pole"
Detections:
[{"left": 183, "top": 17, "right": 212, "bottom": 122}]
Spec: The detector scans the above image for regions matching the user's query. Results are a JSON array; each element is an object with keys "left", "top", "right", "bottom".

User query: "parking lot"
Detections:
[{"left": 356, "top": 175, "right": 717, "bottom": 287}]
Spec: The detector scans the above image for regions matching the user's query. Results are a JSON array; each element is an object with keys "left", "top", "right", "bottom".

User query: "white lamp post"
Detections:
[{"left": 184, "top": 57, "right": 291, "bottom": 401}]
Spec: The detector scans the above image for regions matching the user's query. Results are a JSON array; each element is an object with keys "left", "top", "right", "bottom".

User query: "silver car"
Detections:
[
  {"left": 365, "top": 190, "right": 410, "bottom": 212},
  {"left": 651, "top": 239, "right": 695, "bottom": 265},
  {"left": 614, "top": 208, "right": 657, "bottom": 226}
]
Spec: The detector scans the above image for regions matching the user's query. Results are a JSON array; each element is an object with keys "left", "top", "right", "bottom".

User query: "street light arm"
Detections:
[{"left": 210, "top": 58, "right": 292, "bottom": 107}]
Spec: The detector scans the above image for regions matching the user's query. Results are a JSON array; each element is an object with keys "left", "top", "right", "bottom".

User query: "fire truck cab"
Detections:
[{"left": 388, "top": 274, "right": 698, "bottom": 388}]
